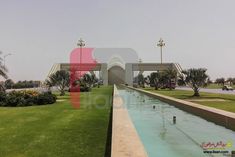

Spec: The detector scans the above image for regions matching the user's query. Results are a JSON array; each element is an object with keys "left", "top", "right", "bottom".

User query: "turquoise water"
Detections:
[{"left": 118, "top": 88, "right": 235, "bottom": 157}]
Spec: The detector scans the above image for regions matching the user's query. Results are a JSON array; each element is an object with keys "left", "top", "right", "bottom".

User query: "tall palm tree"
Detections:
[{"left": 0, "top": 52, "right": 8, "bottom": 92}]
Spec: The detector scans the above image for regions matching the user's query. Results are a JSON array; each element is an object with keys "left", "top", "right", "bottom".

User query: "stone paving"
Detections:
[{"left": 111, "top": 85, "right": 148, "bottom": 157}]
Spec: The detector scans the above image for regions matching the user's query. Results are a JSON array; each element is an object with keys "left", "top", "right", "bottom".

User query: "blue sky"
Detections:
[{"left": 1, "top": 0, "right": 235, "bottom": 81}]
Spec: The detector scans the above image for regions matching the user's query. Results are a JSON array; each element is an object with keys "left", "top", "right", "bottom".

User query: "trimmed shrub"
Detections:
[
  {"left": 0, "top": 90, "right": 57, "bottom": 107},
  {"left": 35, "top": 92, "right": 56, "bottom": 105},
  {"left": 0, "top": 92, "right": 7, "bottom": 106}
]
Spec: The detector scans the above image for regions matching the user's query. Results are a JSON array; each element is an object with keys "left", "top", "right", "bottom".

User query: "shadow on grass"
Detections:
[{"left": 104, "top": 105, "right": 112, "bottom": 157}]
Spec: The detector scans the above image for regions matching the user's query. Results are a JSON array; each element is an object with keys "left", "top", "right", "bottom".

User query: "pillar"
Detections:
[{"left": 125, "top": 63, "right": 133, "bottom": 86}]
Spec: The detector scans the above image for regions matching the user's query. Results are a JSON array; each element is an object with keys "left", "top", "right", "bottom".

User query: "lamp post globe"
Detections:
[{"left": 157, "top": 38, "right": 165, "bottom": 64}]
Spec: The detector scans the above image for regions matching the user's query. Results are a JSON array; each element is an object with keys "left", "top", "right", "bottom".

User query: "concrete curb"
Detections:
[{"left": 111, "top": 85, "right": 148, "bottom": 157}]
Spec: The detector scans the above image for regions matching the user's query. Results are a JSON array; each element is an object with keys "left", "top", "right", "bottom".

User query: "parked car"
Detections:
[{"left": 222, "top": 85, "right": 233, "bottom": 91}]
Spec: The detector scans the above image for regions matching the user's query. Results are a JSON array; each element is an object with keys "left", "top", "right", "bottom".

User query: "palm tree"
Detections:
[
  {"left": 149, "top": 72, "right": 160, "bottom": 90},
  {"left": 137, "top": 74, "right": 145, "bottom": 88},
  {"left": 227, "top": 77, "right": 233, "bottom": 86},
  {"left": 164, "top": 68, "right": 177, "bottom": 90},
  {"left": 85, "top": 73, "right": 97, "bottom": 86},
  {"left": 158, "top": 72, "right": 168, "bottom": 88},
  {"left": 177, "top": 75, "right": 186, "bottom": 86},
  {"left": 215, "top": 78, "right": 225, "bottom": 86},
  {"left": 72, "top": 73, "right": 96, "bottom": 92},
  {"left": 0, "top": 52, "right": 8, "bottom": 92},
  {"left": 206, "top": 77, "right": 213, "bottom": 84},
  {"left": 45, "top": 79, "right": 53, "bottom": 91},
  {"left": 180, "top": 68, "right": 208, "bottom": 96},
  {"left": 83, "top": 73, "right": 95, "bottom": 90},
  {"left": 4, "top": 79, "right": 14, "bottom": 89},
  {"left": 232, "top": 78, "right": 235, "bottom": 85},
  {"left": 46, "top": 70, "right": 70, "bottom": 96},
  {"left": 91, "top": 74, "right": 98, "bottom": 85}
]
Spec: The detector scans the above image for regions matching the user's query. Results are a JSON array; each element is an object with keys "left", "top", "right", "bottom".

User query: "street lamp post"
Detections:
[
  {"left": 157, "top": 38, "right": 165, "bottom": 64},
  {"left": 77, "top": 38, "right": 85, "bottom": 64},
  {"left": 3, "top": 53, "right": 12, "bottom": 67},
  {"left": 77, "top": 38, "right": 85, "bottom": 77}
]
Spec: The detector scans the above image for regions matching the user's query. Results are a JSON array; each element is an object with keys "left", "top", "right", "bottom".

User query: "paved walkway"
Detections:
[
  {"left": 176, "top": 86, "right": 235, "bottom": 95},
  {"left": 111, "top": 85, "right": 148, "bottom": 157}
]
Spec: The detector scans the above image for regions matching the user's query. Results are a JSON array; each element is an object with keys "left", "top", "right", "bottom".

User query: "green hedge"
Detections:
[{"left": 0, "top": 90, "right": 57, "bottom": 107}]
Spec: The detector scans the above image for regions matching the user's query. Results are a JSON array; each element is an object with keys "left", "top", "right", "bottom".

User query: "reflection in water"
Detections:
[{"left": 159, "top": 104, "right": 167, "bottom": 140}]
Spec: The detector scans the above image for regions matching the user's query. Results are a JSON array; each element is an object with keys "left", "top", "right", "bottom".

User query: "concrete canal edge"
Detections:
[
  {"left": 111, "top": 85, "right": 148, "bottom": 157},
  {"left": 126, "top": 86, "right": 235, "bottom": 131}
]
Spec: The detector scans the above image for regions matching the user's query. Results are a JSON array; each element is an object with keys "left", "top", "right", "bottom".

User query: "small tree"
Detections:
[
  {"left": 164, "top": 68, "right": 177, "bottom": 90},
  {"left": 206, "top": 77, "right": 213, "bottom": 84},
  {"left": 71, "top": 73, "right": 97, "bottom": 92},
  {"left": 0, "top": 52, "right": 8, "bottom": 92},
  {"left": 180, "top": 68, "right": 209, "bottom": 96},
  {"left": 137, "top": 74, "right": 145, "bottom": 88},
  {"left": 177, "top": 75, "right": 186, "bottom": 86},
  {"left": 45, "top": 79, "right": 53, "bottom": 92},
  {"left": 4, "top": 79, "right": 14, "bottom": 89},
  {"left": 226, "top": 77, "right": 233, "bottom": 86},
  {"left": 83, "top": 73, "right": 92, "bottom": 87},
  {"left": 232, "top": 78, "right": 235, "bottom": 85},
  {"left": 158, "top": 72, "right": 168, "bottom": 88},
  {"left": 149, "top": 72, "right": 160, "bottom": 90},
  {"left": 215, "top": 78, "right": 225, "bottom": 86},
  {"left": 46, "top": 70, "right": 70, "bottom": 96},
  {"left": 90, "top": 74, "right": 98, "bottom": 87}
]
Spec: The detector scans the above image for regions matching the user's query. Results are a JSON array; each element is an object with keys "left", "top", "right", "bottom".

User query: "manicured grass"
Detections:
[
  {"left": 206, "top": 83, "right": 223, "bottom": 89},
  {"left": 206, "top": 83, "right": 235, "bottom": 89},
  {"left": 144, "top": 88, "right": 235, "bottom": 113},
  {"left": 0, "top": 86, "right": 113, "bottom": 157}
]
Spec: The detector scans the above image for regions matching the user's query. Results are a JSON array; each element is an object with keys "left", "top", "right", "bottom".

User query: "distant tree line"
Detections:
[
  {"left": 4, "top": 79, "right": 41, "bottom": 89},
  {"left": 134, "top": 68, "right": 209, "bottom": 97},
  {"left": 214, "top": 77, "right": 235, "bottom": 86}
]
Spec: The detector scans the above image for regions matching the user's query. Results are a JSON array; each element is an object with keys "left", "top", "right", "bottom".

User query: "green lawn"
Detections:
[
  {"left": 144, "top": 88, "right": 235, "bottom": 113},
  {"left": 0, "top": 86, "right": 113, "bottom": 157}
]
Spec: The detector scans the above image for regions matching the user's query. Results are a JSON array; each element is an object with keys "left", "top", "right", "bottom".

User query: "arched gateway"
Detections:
[
  {"left": 108, "top": 66, "right": 125, "bottom": 85},
  {"left": 47, "top": 62, "right": 183, "bottom": 86},
  {"left": 107, "top": 55, "right": 125, "bottom": 85}
]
